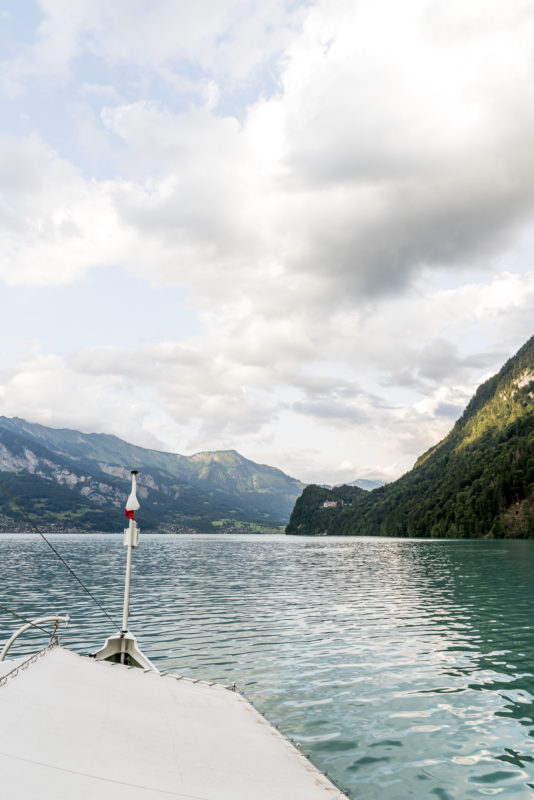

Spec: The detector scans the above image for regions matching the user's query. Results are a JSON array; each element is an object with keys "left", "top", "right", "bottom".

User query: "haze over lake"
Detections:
[{"left": 2, "top": 533, "right": 533, "bottom": 799}]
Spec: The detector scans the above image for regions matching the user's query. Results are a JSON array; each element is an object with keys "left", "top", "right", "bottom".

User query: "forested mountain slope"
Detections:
[
  {"left": 0, "top": 418, "right": 304, "bottom": 532},
  {"left": 286, "top": 335, "right": 534, "bottom": 538}
]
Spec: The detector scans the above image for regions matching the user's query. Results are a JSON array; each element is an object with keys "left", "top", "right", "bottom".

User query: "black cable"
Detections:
[
  {"left": 0, "top": 603, "right": 55, "bottom": 637},
  {"left": 0, "top": 478, "right": 121, "bottom": 631}
]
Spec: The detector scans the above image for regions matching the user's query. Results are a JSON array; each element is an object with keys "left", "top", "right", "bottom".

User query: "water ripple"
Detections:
[{"left": 1, "top": 534, "right": 534, "bottom": 798}]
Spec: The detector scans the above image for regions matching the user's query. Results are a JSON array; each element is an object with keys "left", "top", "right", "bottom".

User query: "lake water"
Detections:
[{"left": 1, "top": 533, "right": 534, "bottom": 799}]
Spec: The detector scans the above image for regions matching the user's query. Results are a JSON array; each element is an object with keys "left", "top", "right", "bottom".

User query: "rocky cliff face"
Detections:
[{"left": 0, "top": 419, "right": 304, "bottom": 532}]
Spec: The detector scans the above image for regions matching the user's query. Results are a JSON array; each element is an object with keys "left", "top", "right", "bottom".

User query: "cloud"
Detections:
[
  {"left": 0, "top": 134, "right": 128, "bottom": 286},
  {"left": 1, "top": 2, "right": 91, "bottom": 93},
  {"left": 416, "top": 338, "right": 499, "bottom": 382},
  {"left": 3, "top": 0, "right": 303, "bottom": 93},
  {"left": 117, "top": 0, "right": 534, "bottom": 318},
  {"left": 1, "top": 1, "right": 534, "bottom": 485},
  {"left": 266, "top": 0, "right": 534, "bottom": 303},
  {"left": 84, "top": 0, "right": 302, "bottom": 84},
  {"left": 69, "top": 339, "right": 281, "bottom": 448},
  {"left": 292, "top": 397, "right": 370, "bottom": 426},
  {"left": 435, "top": 402, "right": 464, "bottom": 418},
  {"left": 0, "top": 265, "right": 530, "bottom": 483},
  {"left": 4, "top": 1, "right": 534, "bottom": 317},
  {"left": 261, "top": 447, "right": 399, "bottom": 486},
  {"left": 0, "top": 353, "right": 164, "bottom": 449}
]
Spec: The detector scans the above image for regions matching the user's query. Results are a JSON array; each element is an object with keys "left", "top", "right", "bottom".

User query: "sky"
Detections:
[{"left": 0, "top": 0, "right": 533, "bottom": 486}]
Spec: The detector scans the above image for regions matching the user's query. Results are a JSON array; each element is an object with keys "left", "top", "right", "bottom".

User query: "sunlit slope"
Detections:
[
  {"left": 0, "top": 419, "right": 304, "bottom": 531},
  {"left": 287, "top": 335, "right": 534, "bottom": 538}
]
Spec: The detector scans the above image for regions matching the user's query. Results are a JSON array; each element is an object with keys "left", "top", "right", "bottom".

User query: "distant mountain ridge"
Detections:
[
  {"left": 0, "top": 417, "right": 304, "bottom": 532},
  {"left": 343, "top": 478, "right": 385, "bottom": 491},
  {"left": 287, "top": 335, "right": 534, "bottom": 538}
]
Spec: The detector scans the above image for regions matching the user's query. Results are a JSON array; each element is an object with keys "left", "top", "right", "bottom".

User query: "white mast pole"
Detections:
[
  {"left": 93, "top": 470, "right": 154, "bottom": 669},
  {"left": 122, "top": 469, "right": 139, "bottom": 634},
  {"left": 122, "top": 527, "right": 133, "bottom": 633}
]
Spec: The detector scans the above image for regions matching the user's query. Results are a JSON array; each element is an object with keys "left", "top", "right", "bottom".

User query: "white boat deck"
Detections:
[{"left": 0, "top": 646, "right": 347, "bottom": 799}]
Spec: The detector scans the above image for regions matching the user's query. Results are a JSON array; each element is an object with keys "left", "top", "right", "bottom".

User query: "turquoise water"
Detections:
[{"left": 1, "top": 533, "right": 534, "bottom": 799}]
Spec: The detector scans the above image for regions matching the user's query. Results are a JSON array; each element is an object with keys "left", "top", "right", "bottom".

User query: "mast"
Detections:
[
  {"left": 94, "top": 468, "right": 156, "bottom": 670},
  {"left": 122, "top": 469, "right": 140, "bottom": 634}
]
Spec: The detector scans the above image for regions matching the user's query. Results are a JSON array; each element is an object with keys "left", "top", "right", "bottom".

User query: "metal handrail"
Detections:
[{"left": 0, "top": 614, "right": 70, "bottom": 661}]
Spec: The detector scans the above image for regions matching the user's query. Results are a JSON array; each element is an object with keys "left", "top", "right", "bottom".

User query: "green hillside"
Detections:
[
  {"left": 286, "top": 335, "right": 534, "bottom": 538},
  {"left": 0, "top": 419, "right": 304, "bottom": 532}
]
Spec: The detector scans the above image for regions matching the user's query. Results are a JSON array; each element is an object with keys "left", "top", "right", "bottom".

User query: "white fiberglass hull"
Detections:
[{"left": 0, "top": 646, "right": 346, "bottom": 800}]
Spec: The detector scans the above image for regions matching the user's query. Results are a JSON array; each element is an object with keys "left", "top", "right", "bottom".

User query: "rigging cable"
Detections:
[
  {"left": 0, "top": 603, "right": 55, "bottom": 637},
  {"left": 0, "top": 478, "right": 121, "bottom": 631}
]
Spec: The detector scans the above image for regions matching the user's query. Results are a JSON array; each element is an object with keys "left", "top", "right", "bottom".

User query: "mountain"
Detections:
[
  {"left": 0, "top": 417, "right": 304, "bottom": 532},
  {"left": 344, "top": 478, "right": 385, "bottom": 491},
  {"left": 287, "top": 335, "right": 534, "bottom": 538}
]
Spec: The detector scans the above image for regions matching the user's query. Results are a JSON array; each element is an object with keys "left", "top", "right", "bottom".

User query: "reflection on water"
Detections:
[{"left": 1, "top": 534, "right": 534, "bottom": 799}]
